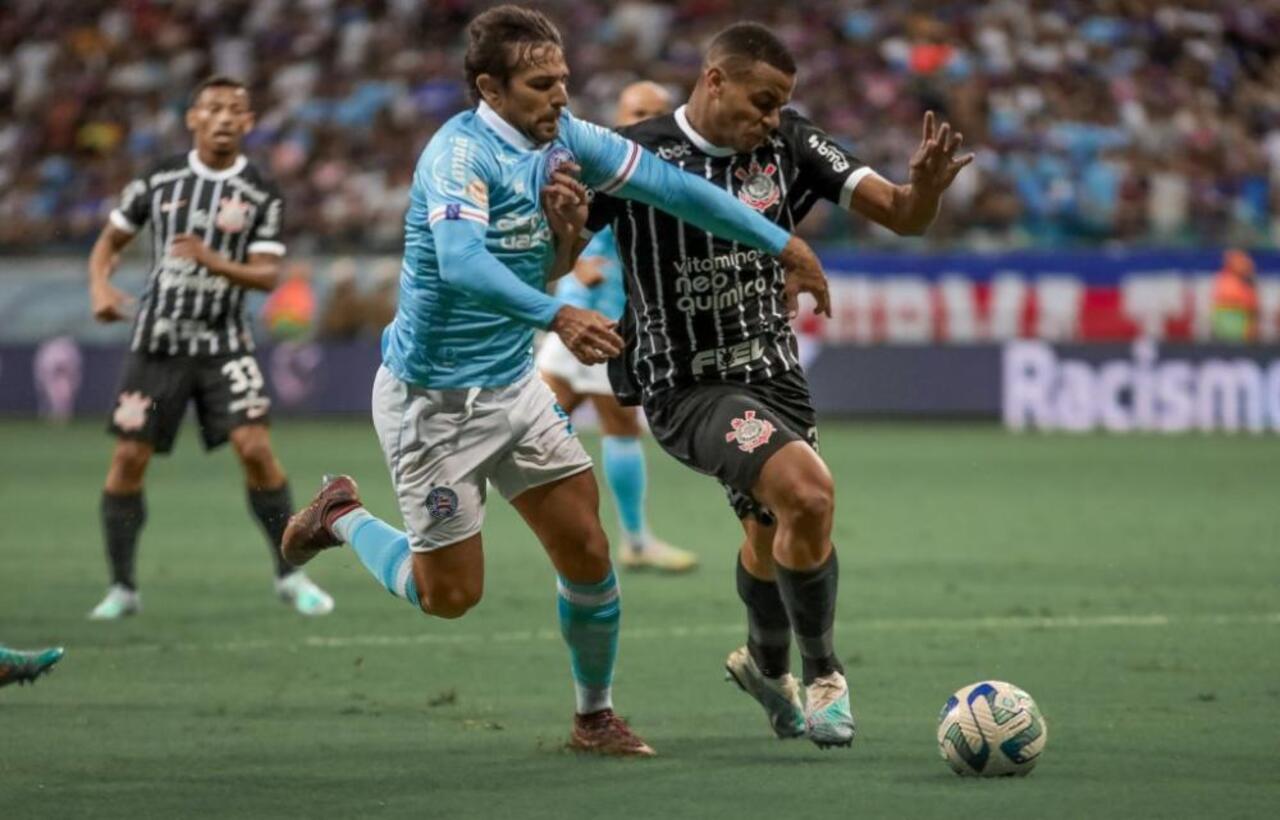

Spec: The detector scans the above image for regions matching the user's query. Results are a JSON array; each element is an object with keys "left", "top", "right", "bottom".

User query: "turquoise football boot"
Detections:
[
  {"left": 805, "top": 671, "right": 856, "bottom": 749},
  {"left": 0, "top": 646, "right": 65, "bottom": 688}
]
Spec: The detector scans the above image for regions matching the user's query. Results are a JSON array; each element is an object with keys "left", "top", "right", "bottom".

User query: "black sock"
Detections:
[
  {"left": 248, "top": 483, "right": 294, "bottom": 578},
  {"left": 774, "top": 549, "right": 843, "bottom": 684},
  {"left": 101, "top": 491, "right": 145, "bottom": 591},
  {"left": 735, "top": 555, "right": 793, "bottom": 679}
]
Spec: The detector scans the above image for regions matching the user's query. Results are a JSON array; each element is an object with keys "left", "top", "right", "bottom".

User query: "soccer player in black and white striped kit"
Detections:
[
  {"left": 85, "top": 76, "right": 334, "bottom": 619},
  {"left": 585, "top": 24, "right": 973, "bottom": 747}
]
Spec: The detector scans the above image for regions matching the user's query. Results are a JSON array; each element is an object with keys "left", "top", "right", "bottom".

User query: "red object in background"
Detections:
[{"left": 910, "top": 43, "right": 954, "bottom": 74}]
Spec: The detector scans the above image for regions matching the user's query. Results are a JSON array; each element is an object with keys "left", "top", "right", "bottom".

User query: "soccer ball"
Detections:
[{"left": 936, "top": 680, "right": 1047, "bottom": 777}]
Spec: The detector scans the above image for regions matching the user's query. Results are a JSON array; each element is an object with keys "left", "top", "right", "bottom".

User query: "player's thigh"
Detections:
[
  {"left": 646, "top": 384, "right": 807, "bottom": 505},
  {"left": 370, "top": 365, "right": 505, "bottom": 553},
  {"left": 591, "top": 392, "right": 642, "bottom": 438},
  {"left": 752, "top": 439, "right": 835, "bottom": 523},
  {"left": 194, "top": 353, "right": 272, "bottom": 451},
  {"left": 106, "top": 352, "right": 195, "bottom": 455},
  {"left": 490, "top": 377, "right": 604, "bottom": 580},
  {"left": 509, "top": 469, "right": 610, "bottom": 584}
]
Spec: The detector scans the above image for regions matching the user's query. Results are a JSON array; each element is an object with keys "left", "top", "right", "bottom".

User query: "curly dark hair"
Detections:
[{"left": 463, "top": 5, "right": 564, "bottom": 104}]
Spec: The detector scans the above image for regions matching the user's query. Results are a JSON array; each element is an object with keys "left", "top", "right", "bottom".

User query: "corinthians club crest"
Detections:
[
  {"left": 735, "top": 160, "right": 780, "bottom": 212},
  {"left": 725, "top": 409, "right": 776, "bottom": 453},
  {"left": 215, "top": 196, "right": 252, "bottom": 233}
]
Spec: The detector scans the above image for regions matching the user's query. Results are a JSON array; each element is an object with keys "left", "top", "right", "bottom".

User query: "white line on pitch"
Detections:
[{"left": 70, "top": 611, "right": 1280, "bottom": 655}]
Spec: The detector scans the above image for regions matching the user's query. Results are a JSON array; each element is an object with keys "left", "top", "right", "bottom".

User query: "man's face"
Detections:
[
  {"left": 480, "top": 44, "right": 570, "bottom": 144},
  {"left": 707, "top": 60, "right": 796, "bottom": 153},
  {"left": 186, "top": 86, "right": 253, "bottom": 156}
]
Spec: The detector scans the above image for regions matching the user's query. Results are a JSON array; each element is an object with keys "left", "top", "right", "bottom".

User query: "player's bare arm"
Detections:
[
  {"left": 850, "top": 111, "right": 974, "bottom": 236},
  {"left": 88, "top": 223, "right": 137, "bottom": 323},
  {"left": 169, "top": 235, "right": 283, "bottom": 291}
]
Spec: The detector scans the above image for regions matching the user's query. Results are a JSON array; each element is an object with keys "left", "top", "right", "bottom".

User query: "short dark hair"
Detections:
[
  {"left": 464, "top": 4, "right": 563, "bottom": 103},
  {"left": 189, "top": 75, "right": 248, "bottom": 108},
  {"left": 706, "top": 22, "right": 797, "bottom": 78}
]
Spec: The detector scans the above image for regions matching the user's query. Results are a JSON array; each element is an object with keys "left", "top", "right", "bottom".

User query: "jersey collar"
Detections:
[
  {"left": 674, "top": 105, "right": 735, "bottom": 157},
  {"left": 476, "top": 101, "right": 545, "bottom": 153},
  {"left": 187, "top": 150, "right": 247, "bottom": 181}
]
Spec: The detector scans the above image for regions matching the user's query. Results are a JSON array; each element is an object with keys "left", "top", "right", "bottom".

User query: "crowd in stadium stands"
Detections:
[{"left": 3, "top": 0, "right": 1280, "bottom": 253}]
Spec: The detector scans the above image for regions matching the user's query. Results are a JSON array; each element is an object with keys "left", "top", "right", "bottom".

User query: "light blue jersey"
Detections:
[
  {"left": 554, "top": 227, "right": 626, "bottom": 322},
  {"left": 383, "top": 101, "right": 789, "bottom": 390}
]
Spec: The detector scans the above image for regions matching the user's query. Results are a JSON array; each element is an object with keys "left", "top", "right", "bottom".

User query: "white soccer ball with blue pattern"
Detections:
[{"left": 936, "top": 680, "right": 1047, "bottom": 776}]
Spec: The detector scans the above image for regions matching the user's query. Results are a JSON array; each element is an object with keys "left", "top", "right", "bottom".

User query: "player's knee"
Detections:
[
  {"left": 231, "top": 430, "right": 274, "bottom": 470},
  {"left": 420, "top": 585, "right": 482, "bottom": 619},
  {"left": 775, "top": 473, "right": 834, "bottom": 527},
  {"left": 109, "top": 441, "right": 151, "bottom": 484}
]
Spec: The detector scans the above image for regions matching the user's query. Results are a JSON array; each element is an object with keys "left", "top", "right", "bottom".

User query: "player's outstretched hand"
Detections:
[
  {"left": 909, "top": 111, "right": 974, "bottom": 195},
  {"left": 90, "top": 281, "right": 134, "bottom": 323},
  {"left": 551, "top": 305, "right": 624, "bottom": 366},
  {"left": 542, "top": 161, "right": 589, "bottom": 243},
  {"left": 778, "top": 236, "right": 831, "bottom": 318}
]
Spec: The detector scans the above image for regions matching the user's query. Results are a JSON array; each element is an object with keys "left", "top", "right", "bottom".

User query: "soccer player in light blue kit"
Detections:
[
  {"left": 538, "top": 81, "right": 698, "bottom": 573},
  {"left": 282, "top": 5, "right": 830, "bottom": 757}
]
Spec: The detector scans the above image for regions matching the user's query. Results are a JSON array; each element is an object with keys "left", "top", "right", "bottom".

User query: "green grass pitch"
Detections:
[{"left": 1, "top": 419, "right": 1277, "bottom": 818}]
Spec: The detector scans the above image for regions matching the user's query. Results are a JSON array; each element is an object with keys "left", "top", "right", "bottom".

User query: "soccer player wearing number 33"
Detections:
[
  {"left": 86, "top": 76, "right": 334, "bottom": 621},
  {"left": 281, "top": 5, "right": 830, "bottom": 757}
]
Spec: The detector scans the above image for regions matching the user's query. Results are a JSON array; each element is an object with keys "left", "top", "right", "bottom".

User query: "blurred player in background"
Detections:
[
  {"left": 86, "top": 76, "right": 334, "bottom": 620},
  {"left": 0, "top": 645, "right": 64, "bottom": 688},
  {"left": 281, "top": 5, "right": 829, "bottom": 757},
  {"left": 538, "top": 80, "right": 697, "bottom": 574},
  {"left": 587, "top": 23, "right": 972, "bottom": 748}
]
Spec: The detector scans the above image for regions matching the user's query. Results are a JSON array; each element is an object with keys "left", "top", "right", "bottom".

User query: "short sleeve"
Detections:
[
  {"left": 247, "top": 186, "right": 286, "bottom": 256},
  {"left": 560, "top": 110, "right": 642, "bottom": 195},
  {"left": 787, "top": 111, "right": 874, "bottom": 210},
  {"left": 423, "top": 131, "right": 492, "bottom": 229},
  {"left": 110, "top": 175, "right": 151, "bottom": 234}
]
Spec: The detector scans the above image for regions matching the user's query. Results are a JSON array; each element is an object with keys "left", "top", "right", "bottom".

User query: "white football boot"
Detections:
[
  {"left": 276, "top": 571, "right": 335, "bottom": 616},
  {"left": 88, "top": 584, "right": 142, "bottom": 620},
  {"left": 724, "top": 646, "right": 806, "bottom": 739}
]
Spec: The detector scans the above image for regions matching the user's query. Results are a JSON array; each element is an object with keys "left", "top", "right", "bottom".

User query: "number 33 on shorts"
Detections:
[{"left": 222, "top": 355, "right": 270, "bottom": 419}]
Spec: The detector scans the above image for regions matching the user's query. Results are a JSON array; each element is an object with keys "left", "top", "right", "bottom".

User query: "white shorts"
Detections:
[
  {"left": 536, "top": 332, "right": 613, "bottom": 396},
  {"left": 371, "top": 365, "right": 593, "bottom": 552}
]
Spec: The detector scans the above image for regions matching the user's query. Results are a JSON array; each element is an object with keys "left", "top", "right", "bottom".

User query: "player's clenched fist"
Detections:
[
  {"left": 551, "top": 304, "right": 624, "bottom": 365},
  {"left": 90, "top": 281, "right": 134, "bottom": 323}
]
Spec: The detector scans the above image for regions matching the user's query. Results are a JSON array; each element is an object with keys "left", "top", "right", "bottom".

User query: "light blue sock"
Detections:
[
  {"left": 602, "top": 436, "right": 648, "bottom": 550},
  {"left": 557, "top": 571, "right": 620, "bottom": 714},
  {"left": 332, "top": 509, "right": 418, "bottom": 606}
]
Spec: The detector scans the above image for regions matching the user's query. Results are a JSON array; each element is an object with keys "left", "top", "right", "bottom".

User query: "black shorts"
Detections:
[
  {"left": 644, "top": 369, "right": 818, "bottom": 523},
  {"left": 106, "top": 352, "right": 272, "bottom": 454}
]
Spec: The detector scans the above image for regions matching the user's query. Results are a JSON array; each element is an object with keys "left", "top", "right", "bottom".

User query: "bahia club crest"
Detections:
[{"left": 735, "top": 160, "right": 780, "bottom": 212}]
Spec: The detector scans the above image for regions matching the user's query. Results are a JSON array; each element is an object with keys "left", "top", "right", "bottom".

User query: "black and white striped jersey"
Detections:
[
  {"left": 587, "top": 106, "right": 872, "bottom": 402},
  {"left": 109, "top": 151, "right": 286, "bottom": 357}
]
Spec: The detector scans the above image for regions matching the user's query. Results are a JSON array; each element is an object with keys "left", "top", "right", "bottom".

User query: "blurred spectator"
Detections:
[
  {"left": 363, "top": 258, "right": 399, "bottom": 334},
  {"left": 4, "top": 0, "right": 1280, "bottom": 251},
  {"left": 1211, "top": 249, "right": 1260, "bottom": 341},
  {"left": 316, "top": 258, "right": 364, "bottom": 341},
  {"left": 261, "top": 260, "right": 315, "bottom": 341}
]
